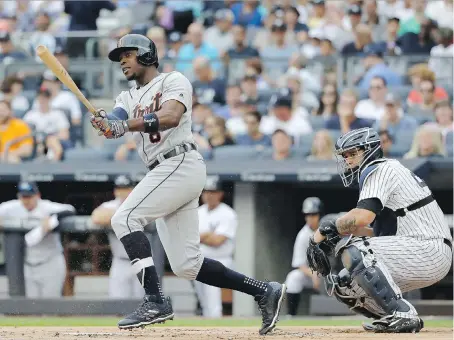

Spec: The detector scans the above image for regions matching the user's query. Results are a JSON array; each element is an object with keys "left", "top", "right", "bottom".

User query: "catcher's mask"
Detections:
[{"left": 334, "top": 128, "right": 382, "bottom": 187}]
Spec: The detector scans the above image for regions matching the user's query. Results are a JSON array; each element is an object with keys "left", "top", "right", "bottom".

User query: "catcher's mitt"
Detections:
[{"left": 307, "top": 235, "right": 341, "bottom": 277}]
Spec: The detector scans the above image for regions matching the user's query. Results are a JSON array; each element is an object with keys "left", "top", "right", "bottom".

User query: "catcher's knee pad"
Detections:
[{"left": 340, "top": 246, "right": 409, "bottom": 315}]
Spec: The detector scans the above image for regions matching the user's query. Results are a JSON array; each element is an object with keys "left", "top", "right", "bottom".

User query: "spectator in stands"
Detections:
[
  {"left": 313, "top": 83, "right": 338, "bottom": 118},
  {"left": 29, "top": 12, "right": 57, "bottom": 61},
  {"left": 343, "top": 4, "right": 362, "bottom": 37},
  {"left": 225, "top": 24, "right": 259, "bottom": 60},
  {"left": 355, "top": 76, "right": 388, "bottom": 120},
  {"left": 64, "top": 1, "right": 116, "bottom": 58},
  {"left": 341, "top": 23, "right": 373, "bottom": 56},
  {"left": 284, "top": 5, "right": 309, "bottom": 37},
  {"left": 166, "top": 31, "right": 184, "bottom": 60},
  {"left": 239, "top": 73, "right": 270, "bottom": 115},
  {"left": 408, "top": 78, "right": 438, "bottom": 117},
  {"left": 271, "top": 129, "right": 295, "bottom": 160},
  {"left": 404, "top": 124, "right": 446, "bottom": 159},
  {"left": 52, "top": 46, "right": 84, "bottom": 90},
  {"left": 398, "top": 0, "right": 427, "bottom": 36},
  {"left": 286, "top": 53, "right": 321, "bottom": 94},
  {"left": 308, "top": 0, "right": 326, "bottom": 29},
  {"left": 164, "top": 1, "right": 200, "bottom": 34},
  {"left": 192, "top": 56, "right": 226, "bottom": 107},
  {"left": 0, "top": 76, "right": 29, "bottom": 113},
  {"left": 33, "top": 70, "right": 82, "bottom": 126},
  {"left": 376, "top": 16, "right": 402, "bottom": 56},
  {"left": 23, "top": 87, "right": 71, "bottom": 161},
  {"left": 203, "top": 115, "right": 235, "bottom": 149},
  {"left": 176, "top": 22, "right": 219, "bottom": 73},
  {"left": 407, "top": 65, "right": 448, "bottom": 106},
  {"left": 425, "top": 0, "right": 453, "bottom": 29},
  {"left": 318, "top": 37, "right": 337, "bottom": 68},
  {"left": 204, "top": 9, "right": 235, "bottom": 55},
  {"left": 356, "top": 47, "right": 403, "bottom": 91},
  {"left": 235, "top": 110, "right": 272, "bottom": 147},
  {"left": 325, "top": 88, "right": 373, "bottom": 133},
  {"left": 147, "top": 27, "right": 167, "bottom": 63},
  {"left": 378, "top": 129, "right": 393, "bottom": 157},
  {"left": 434, "top": 101, "right": 454, "bottom": 139},
  {"left": 284, "top": 72, "right": 318, "bottom": 114},
  {"left": 0, "top": 31, "right": 27, "bottom": 64},
  {"left": 245, "top": 57, "right": 269, "bottom": 91},
  {"left": 226, "top": 98, "right": 256, "bottom": 137},
  {"left": 215, "top": 84, "right": 241, "bottom": 120},
  {"left": 260, "top": 19, "right": 299, "bottom": 82},
  {"left": 0, "top": 100, "right": 33, "bottom": 163},
  {"left": 114, "top": 136, "right": 137, "bottom": 162},
  {"left": 300, "top": 28, "right": 323, "bottom": 59},
  {"left": 398, "top": 17, "right": 437, "bottom": 55},
  {"left": 192, "top": 103, "right": 213, "bottom": 135},
  {"left": 374, "top": 93, "right": 418, "bottom": 139},
  {"left": 307, "top": 129, "right": 335, "bottom": 161},
  {"left": 260, "top": 95, "right": 312, "bottom": 141},
  {"left": 428, "top": 28, "right": 453, "bottom": 82},
  {"left": 230, "top": 0, "right": 263, "bottom": 27},
  {"left": 363, "top": 0, "right": 387, "bottom": 41}
]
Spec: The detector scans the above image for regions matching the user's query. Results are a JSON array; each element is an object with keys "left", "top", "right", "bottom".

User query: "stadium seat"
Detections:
[
  {"left": 388, "top": 144, "right": 409, "bottom": 158},
  {"left": 328, "top": 130, "right": 342, "bottom": 142},
  {"left": 393, "top": 130, "right": 415, "bottom": 151},
  {"left": 212, "top": 145, "right": 261, "bottom": 161},
  {"left": 297, "top": 133, "right": 315, "bottom": 156},
  {"left": 103, "top": 138, "right": 127, "bottom": 160},
  {"left": 64, "top": 147, "right": 110, "bottom": 161}
]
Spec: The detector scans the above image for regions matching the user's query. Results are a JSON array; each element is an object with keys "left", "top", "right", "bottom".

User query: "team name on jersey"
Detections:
[{"left": 132, "top": 92, "right": 162, "bottom": 118}]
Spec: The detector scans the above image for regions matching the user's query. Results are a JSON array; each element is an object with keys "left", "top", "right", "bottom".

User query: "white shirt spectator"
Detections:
[
  {"left": 428, "top": 43, "right": 454, "bottom": 82},
  {"left": 260, "top": 114, "right": 313, "bottom": 139},
  {"left": 355, "top": 99, "right": 385, "bottom": 121},
  {"left": 226, "top": 116, "right": 247, "bottom": 137},
  {"left": 33, "top": 91, "right": 82, "bottom": 121},
  {"left": 29, "top": 32, "right": 57, "bottom": 62},
  {"left": 23, "top": 109, "right": 69, "bottom": 135},
  {"left": 204, "top": 27, "right": 234, "bottom": 55},
  {"left": 425, "top": 0, "right": 453, "bottom": 29}
]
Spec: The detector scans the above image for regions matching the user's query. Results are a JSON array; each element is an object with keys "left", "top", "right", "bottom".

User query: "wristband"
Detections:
[{"left": 143, "top": 113, "right": 159, "bottom": 134}]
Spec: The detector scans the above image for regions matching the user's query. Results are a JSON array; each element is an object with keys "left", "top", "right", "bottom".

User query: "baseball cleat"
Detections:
[
  {"left": 362, "top": 315, "right": 424, "bottom": 333},
  {"left": 255, "top": 282, "right": 287, "bottom": 335},
  {"left": 118, "top": 295, "right": 174, "bottom": 330}
]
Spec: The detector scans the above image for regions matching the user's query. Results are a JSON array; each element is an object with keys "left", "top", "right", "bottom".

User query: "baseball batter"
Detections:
[
  {"left": 309, "top": 127, "right": 452, "bottom": 333},
  {"left": 285, "top": 197, "right": 323, "bottom": 316},
  {"left": 0, "top": 182, "right": 75, "bottom": 298},
  {"left": 90, "top": 34, "right": 285, "bottom": 335},
  {"left": 194, "top": 178, "right": 238, "bottom": 318}
]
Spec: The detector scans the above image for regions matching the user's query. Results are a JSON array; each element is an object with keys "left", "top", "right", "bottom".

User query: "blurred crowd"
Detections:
[{"left": 0, "top": 0, "right": 452, "bottom": 164}]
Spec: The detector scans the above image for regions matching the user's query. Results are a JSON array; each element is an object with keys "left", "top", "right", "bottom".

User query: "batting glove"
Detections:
[
  {"left": 103, "top": 120, "right": 129, "bottom": 139},
  {"left": 90, "top": 109, "right": 108, "bottom": 132}
]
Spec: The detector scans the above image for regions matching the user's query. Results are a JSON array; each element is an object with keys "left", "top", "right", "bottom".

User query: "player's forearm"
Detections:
[
  {"left": 125, "top": 102, "right": 183, "bottom": 133},
  {"left": 336, "top": 208, "right": 374, "bottom": 235}
]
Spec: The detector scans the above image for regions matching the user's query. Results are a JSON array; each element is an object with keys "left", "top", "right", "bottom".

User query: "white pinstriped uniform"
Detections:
[{"left": 337, "top": 159, "right": 452, "bottom": 317}]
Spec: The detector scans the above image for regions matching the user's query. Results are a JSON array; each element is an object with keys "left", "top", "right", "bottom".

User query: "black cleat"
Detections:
[
  {"left": 255, "top": 282, "right": 286, "bottom": 335},
  {"left": 118, "top": 295, "right": 174, "bottom": 330},
  {"left": 362, "top": 315, "right": 424, "bottom": 333}
]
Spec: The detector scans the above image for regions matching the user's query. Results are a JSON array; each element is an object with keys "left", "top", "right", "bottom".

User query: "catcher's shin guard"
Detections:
[{"left": 341, "top": 245, "right": 414, "bottom": 316}]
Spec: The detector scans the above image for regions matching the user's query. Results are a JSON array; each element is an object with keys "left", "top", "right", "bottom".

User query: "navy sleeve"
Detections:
[
  {"left": 107, "top": 107, "right": 128, "bottom": 120},
  {"left": 356, "top": 198, "right": 383, "bottom": 215}
]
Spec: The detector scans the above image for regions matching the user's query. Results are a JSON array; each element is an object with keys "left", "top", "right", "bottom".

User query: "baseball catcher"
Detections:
[{"left": 307, "top": 127, "right": 452, "bottom": 333}]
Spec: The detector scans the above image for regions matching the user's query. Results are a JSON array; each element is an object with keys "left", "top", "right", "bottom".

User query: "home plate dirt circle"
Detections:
[{"left": 0, "top": 326, "right": 452, "bottom": 340}]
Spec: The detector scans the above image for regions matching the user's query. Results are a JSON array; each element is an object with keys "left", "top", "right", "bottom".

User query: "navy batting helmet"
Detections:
[
  {"left": 334, "top": 127, "right": 383, "bottom": 187},
  {"left": 108, "top": 34, "right": 158, "bottom": 67},
  {"left": 302, "top": 197, "right": 324, "bottom": 215}
]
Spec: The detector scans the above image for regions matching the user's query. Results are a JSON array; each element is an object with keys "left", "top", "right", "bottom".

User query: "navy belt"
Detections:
[
  {"left": 147, "top": 143, "right": 197, "bottom": 171},
  {"left": 395, "top": 195, "right": 434, "bottom": 217}
]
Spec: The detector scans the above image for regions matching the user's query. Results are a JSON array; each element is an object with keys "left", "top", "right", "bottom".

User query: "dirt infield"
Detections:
[{"left": 0, "top": 326, "right": 452, "bottom": 340}]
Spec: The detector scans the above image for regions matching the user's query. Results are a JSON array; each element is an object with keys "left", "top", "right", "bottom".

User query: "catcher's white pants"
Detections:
[
  {"left": 24, "top": 253, "right": 66, "bottom": 298},
  {"left": 285, "top": 269, "right": 313, "bottom": 294},
  {"left": 109, "top": 257, "right": 145, "bottom": 299},
  {"left": 111, "top": 150, "right": 206, "bottom": 280},
  {"left": 193, "top": 257, "right": 233, "bottom": 318},
  {"left": 336, "top": 236, "right": 452, "bottom": 317}
]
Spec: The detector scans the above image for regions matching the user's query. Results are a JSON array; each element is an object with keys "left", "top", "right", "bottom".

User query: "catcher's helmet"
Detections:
[
  {"left": 108, "top": 34, "right": 158, "bottom": 67},
  {"left": 302, "top": 197, "right": 324, "bottom": 215},
  {"left": 334, "top": 127, "right": 383, "bottom": 187}
]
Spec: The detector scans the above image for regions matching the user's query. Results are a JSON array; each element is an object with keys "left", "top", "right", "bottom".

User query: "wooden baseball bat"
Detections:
[{"left": 35, "top": 45, "right": 98, "bottom": 115}]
